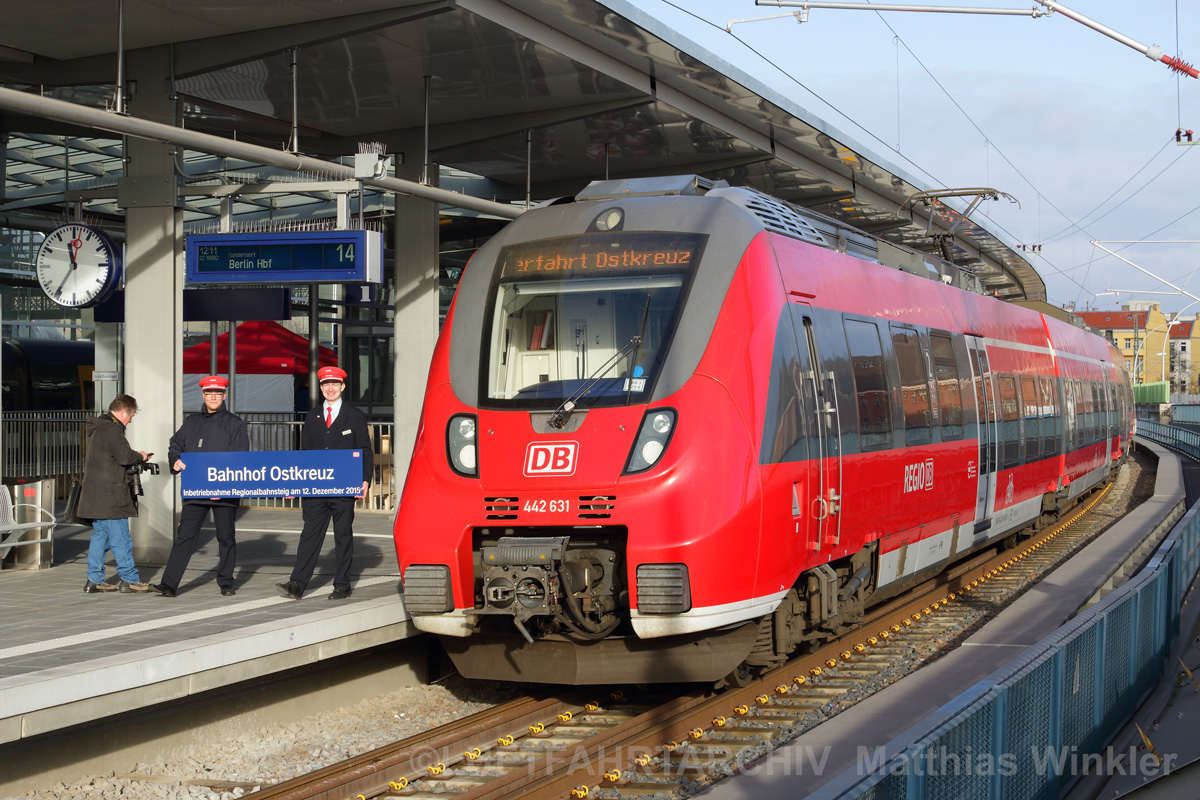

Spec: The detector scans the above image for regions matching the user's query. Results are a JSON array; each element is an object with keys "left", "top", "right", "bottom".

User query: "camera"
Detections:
[{"left": 127, "top": 460, "right": 160, "bottom": 497}]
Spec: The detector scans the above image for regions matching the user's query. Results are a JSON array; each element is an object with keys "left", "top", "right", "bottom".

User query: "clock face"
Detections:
[{"left": 35, "top": 224, "right": 122, "bottom": 308}]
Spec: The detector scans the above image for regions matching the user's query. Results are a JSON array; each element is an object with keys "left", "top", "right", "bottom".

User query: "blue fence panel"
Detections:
[
  {"left": 1172, "top": 404, "right": 1200, "bottom": 424},
  {"left": 1134, "top": 579, "right": 1160, "bottom": 694},
  {"left": 1099, "top": 599, "right": 1135, "bottom": 740},
  {"left": 1000, "top": 656, "right": 1057, "bottom": 800},
  {"left": 924, "top": 695, "right": 1000, "bottom": 800},
  {"left": 854, "top": 769, "right": 910, "bottom": 800},
  {"left": 1057, "top": 622, "right": 1101, "bottom": 758}
]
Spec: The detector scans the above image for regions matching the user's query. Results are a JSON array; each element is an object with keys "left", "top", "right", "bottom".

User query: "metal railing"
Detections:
[
  {"left": 1137, "top": 419, "right": 1200, "bottom": 456},
  {"left": 239, "top": 415, "right": 397, "bottom": 513},
  {"left": 1, "top": 412, "right": 397, "bottom": 513},
  {"left": 1, "top": 411, "right": 88, "bottom": 482}
]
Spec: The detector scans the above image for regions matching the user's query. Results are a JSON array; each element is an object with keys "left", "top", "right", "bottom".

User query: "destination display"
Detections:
[
  {"left": 179, "top": 450, "right": 366, "bottom": 498},
  {"left": 498, "top": 232, "right": 706, "bottom": 280},
  {"left": 186, "top": 230, "right": 382, "bottom": 285}
]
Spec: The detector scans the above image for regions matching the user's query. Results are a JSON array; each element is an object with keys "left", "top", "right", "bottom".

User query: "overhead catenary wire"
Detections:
[{"left": 688, "top": 0, "right": 1198, "bottom": 304}]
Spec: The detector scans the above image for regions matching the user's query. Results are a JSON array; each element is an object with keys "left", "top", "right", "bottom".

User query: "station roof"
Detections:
[{"left": 0, "top": 0, "right": 1044, "bottom": 301}]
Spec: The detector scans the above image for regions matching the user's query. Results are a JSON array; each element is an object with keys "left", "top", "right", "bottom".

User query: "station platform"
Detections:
[
  {"left": 0, "top": 506, "right": 414, "bottom": 751},
  {"left": 701, "top": 440, "right": 1188, "bottom": 800}
]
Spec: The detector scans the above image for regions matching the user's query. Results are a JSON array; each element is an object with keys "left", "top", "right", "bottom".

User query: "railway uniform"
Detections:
[
  {"left": 152, "top": 375, "right": 249, "bottom": 597},
  {"left": 276, "top": 366, "right": 373, "bottom": 600}
]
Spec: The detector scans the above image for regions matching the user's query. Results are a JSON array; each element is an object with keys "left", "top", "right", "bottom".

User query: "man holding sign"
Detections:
[
  {"left": 151, "top": 375, "right": 249, "bottom": 598},
  {"left": 276, "top": 366, "right": 373, "bottom": 600}
]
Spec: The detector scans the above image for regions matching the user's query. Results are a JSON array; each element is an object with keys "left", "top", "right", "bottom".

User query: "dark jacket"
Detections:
[
  {"left": 77, "top": 413, "right": 144, "bottom": 520},
  {"left": 168, "top": 403, "right": 250, "bottom": 506},
  {"left": 303, "top": 401, "right": 373, "bottom": 484}
]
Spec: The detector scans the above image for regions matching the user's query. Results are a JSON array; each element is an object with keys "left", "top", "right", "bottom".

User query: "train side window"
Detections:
[
  {"left": 1040, "top": 376, "right": 1060, "bottom": 456},
  {"left": 1089, "top": 381, "right": 1099, "bottom": 443},
  {"left": 1108, "top": 381, "right": 1118, "bottom": 439},
  {"left": 930, "top": 333, "right": 963, "bottom": 440},
  {"left": 890, "top": 325, "right": 931, "bottom": 446},
  {"left": 1070, "top": 381, "right": 1080, "bottom": 453},
  {"left": 998, "top": 375, "right": 1020, "bottom": 469},
  {"left": 844, "top": 318, "right": 892, "bottom": 449},
  {"left": 1078, "top": 380, "right": 1088, "bottom": 446},
  {"left": 1020, "top": 375, "right": 1039, "bottom": 462},
  {"left": 760, "top": 307, "right": 808, "bottom": 464}
]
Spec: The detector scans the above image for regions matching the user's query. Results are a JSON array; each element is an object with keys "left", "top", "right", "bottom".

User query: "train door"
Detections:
[
  {"left": 793, "top": 305, "right": 843, "bottom": 548},
  {"left": 967, "top": 337, "right": 999, "bottom": 537}
]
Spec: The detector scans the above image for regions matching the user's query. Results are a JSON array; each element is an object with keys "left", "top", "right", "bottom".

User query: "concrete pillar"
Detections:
[
  {"left": 392, "top": 165, "right": 439, "bottom": 495},
  {"left": 119, "top": 47, "right": 183, "bottom": 563},
  {"left": 92, "top": 320, "right": 120, "bottom": 412}
]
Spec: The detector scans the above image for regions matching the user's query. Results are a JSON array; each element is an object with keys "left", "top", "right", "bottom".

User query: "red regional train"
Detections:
[{"left": 393, "top": 175, "right": 1133, "bottom": 685}]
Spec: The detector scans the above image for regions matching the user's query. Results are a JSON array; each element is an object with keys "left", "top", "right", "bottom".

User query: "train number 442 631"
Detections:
[{"left": 523, "top": 499, "right": 570, "bottom": 513}]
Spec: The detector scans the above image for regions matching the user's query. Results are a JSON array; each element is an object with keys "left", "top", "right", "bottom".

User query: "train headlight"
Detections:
[
  {"left": 624, "top": 408, "right": 677, "bottom": 475},
  {"left": 447, "top": 414, "right": 479, "bottom": 477},
  {"left": 641, "top": 440, "right": 665, "bottom": 465},
  {"left": 459, "top": 444, "right": 477, "bottom": 470}
]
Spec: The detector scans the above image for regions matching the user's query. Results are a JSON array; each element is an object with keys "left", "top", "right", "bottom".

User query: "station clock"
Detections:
[{"left": 35, "top": 223, "right": 122, "bottom": 308}]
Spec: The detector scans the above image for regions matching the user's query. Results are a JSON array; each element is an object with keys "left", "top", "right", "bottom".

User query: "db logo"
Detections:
[{"left": 524, "top": 442, "right": 578, "bottom": 476}]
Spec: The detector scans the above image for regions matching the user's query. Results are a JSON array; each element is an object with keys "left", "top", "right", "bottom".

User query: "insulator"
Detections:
[{"left": 1162, "top": 55, "right": 1199, "bottom": 78}]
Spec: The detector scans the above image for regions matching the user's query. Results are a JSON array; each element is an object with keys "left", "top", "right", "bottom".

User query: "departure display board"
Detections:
[
  {"left": 498, "top": 232, "right": 706, "bottom": 280},
  {"left": 186, "top": 230, "right": 382, "bottom": 285}
]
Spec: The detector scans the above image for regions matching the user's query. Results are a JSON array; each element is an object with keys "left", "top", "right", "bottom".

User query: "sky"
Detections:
[{"left": 626, "top": 0, "right": 1200, "bottom": 316}]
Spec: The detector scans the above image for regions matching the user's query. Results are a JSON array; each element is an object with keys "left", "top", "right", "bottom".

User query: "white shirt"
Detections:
[{"left": 323, "top": 398, "right": 343, "bottom": 424}]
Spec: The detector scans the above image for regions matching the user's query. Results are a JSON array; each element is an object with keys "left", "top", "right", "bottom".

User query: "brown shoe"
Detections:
[
  {"left": 118, "top": 580, "right": 151, "bottom": 593},
  {"left": 84, "top": 580, "right": 117, "bottom": 593}
]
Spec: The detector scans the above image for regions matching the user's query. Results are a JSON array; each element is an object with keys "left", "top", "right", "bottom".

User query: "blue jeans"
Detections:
[{"left": 87, "top": 518, "right": 140, "bottom": 584}]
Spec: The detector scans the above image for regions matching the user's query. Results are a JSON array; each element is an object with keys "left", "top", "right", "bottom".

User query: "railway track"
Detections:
[{"left": 253, "top": 463, "right": 1147, "bottom": 800}]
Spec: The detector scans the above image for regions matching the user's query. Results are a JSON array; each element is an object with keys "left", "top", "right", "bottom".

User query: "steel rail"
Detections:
[{"left": 249, "top": 695, "right": 574, "bottom": 800}]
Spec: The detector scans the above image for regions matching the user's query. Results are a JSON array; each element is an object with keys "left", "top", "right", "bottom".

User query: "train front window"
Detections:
[{"left": 484, "top": 231, "right": 704, "bottom": 407}]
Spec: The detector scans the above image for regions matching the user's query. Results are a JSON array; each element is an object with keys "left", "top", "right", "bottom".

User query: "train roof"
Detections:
[{"left": 566, "top": 176, "right": 1035, "bottom": 303}]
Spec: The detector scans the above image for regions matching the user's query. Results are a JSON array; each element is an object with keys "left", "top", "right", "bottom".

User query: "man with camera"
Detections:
[
  {"left": 78, "top": 394, "right": 153, "bottom": 593},
  {"left": 151, "top": 375, "right": 249, "bottom": 597}
]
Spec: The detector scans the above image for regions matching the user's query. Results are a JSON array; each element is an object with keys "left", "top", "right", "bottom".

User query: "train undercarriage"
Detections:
[{"left": 438, "top": 475, "right": 1104, "bottom": 686}]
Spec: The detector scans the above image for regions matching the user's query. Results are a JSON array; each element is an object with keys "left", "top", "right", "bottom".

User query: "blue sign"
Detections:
[
  {"left": 185, "top": 231, "right": 383, "bottom": 285},
  {"left": 180, "top": 450, "right": 366, "bottom": 498}
]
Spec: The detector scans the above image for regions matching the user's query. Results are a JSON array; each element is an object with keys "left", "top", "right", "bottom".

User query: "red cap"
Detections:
[
  {"left": 198, "top": 375, "right": 229, "bottom": 391},
  {"left": 318, "top": 366, "right": 347, "bottom": 384}
]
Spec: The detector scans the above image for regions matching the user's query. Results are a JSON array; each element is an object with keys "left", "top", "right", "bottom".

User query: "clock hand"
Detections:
[{"left": 53, "top": 240, "right": 79, "bottom": 297}]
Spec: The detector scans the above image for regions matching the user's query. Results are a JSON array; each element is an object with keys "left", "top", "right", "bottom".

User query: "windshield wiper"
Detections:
[{"left": 548, "top": 297, "right": 652, "bottom": 430}]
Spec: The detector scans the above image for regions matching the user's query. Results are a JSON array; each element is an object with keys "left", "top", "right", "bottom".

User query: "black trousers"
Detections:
[
  {"left": 161, "top": 503, "right": 237, "bottom": 591},
  {"left": 290, "top": 496, "right": 355, "bottom": 592}
]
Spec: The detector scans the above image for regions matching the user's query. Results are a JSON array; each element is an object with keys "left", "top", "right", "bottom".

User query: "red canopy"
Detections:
[{"left": 183, "top": 320, "right": 338, "bottom": 375}]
